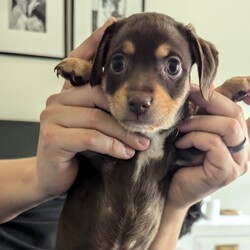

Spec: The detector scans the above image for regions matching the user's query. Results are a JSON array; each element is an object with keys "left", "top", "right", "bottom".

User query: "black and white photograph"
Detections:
[
  {"left": 9, "top": 0, "right": 46, "bottom": 33},
  {"left": 0, "top": 0, "right": 66, "bottom": 58},
  {"left": 92, "top": 0, "right": 126, "bottom": 32},
  {"left": 73, "top": 0, "right": 144, "bottom": 49}
]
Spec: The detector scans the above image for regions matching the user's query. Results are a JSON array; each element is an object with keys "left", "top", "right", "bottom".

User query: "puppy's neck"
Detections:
[{"left": 132, "top": 128, "right": 177, "bottom": 182}]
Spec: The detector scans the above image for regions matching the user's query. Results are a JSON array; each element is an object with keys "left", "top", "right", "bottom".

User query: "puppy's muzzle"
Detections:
[{"left": 128, "top": 95, "right": 152, "bottom": 116}]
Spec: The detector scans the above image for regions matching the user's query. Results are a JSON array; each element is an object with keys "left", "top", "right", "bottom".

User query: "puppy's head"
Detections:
[{"left": 90, "top": 13, "right": 218, "bottom": 134}]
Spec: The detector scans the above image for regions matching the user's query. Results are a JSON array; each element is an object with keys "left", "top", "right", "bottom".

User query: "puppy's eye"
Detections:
[
  {"left": 111, "top": 54, "right": 126, "bottom": 73},
  {"left": 166, "top": 57, "right": 181, "bottom": 76}
]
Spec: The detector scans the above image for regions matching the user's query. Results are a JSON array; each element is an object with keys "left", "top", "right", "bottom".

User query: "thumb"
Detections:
[{"left": 70, "top": 17, "right": 117, "bottom": 60}]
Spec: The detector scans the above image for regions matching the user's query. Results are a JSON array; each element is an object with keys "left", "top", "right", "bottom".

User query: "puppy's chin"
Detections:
[
  {"left": 119, "top": 121, "right": 157, "bottom": 134},
  {"left": 118, "top": 120, "right": 175, "bottom": 135}
]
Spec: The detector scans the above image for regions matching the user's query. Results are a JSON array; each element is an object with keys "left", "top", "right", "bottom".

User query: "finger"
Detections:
[
  {"left": 189, "top": 88, "right": 248, "bottom": 138},
  {"left": 179, "top": 115, "right": 249, "bottom": 166},
  {"left": 61, "top": 128, "right": 137, "bottom": 159},
  {"left": 176, "top": 131, "right": 248, "bottom": 170},
  {"left": 247, "top": 117, "right": 250, "bottom": 136},
  {"left": 179, "top": 115, "right": 245, "bottom": 148},
  {"left": 175, "top": 131, "right": 234, "bottom": 172},
  {"left": 173, "top": 131, "right": 243, "bottom": 205},
  {"left": 188, "top": 87, "right": 249, "bottom": 165},
  {"left": 41, "top": 124, "right": 136, "bottom": 160},
  {"left": 244, "top": 96, "right": 250, "bottom": 104},
  {"left": 41, "top": 107, "right": 150, "bottom": 153},
  {"left": 70, "top": 17, "right": 117, "bottom": 60},
  {"left": 56, "top": 84, "right": 110, "bottom": 111},
  {"left": 247, "top": 117, "right": 250, "bottom": 161}
]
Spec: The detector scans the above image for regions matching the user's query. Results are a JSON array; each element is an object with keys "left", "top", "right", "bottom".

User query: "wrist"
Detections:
[
  {"left": 149, "top": 202, "right": 189, "bottom": 250},
  {"left": 36, "top": 157, "right": 79, "bottom": 199}
]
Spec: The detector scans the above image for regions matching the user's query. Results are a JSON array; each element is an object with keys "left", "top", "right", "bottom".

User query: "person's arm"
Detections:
[
  {"left": 0, "top": 157, "right": 45, "bottom": 223},
  {"left": 149, "top": 204, "right": 188, "bottom": 250}
]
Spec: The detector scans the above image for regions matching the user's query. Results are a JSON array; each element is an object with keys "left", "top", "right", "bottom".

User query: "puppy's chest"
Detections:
[
  {"left": 102, "top": 131, "right": 171, "bottom": 189},
  {"left": 96, "top": 132, "right": 175, "bottom": 248}
]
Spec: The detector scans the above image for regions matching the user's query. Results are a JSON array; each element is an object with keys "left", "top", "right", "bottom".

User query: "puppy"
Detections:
[{"left": 55, "top": 13, "right": 250, "bottom": 250}]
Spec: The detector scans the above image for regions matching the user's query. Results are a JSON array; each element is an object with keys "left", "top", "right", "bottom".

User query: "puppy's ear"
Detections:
[
  {"left": 90, "top": 22, "right": 121, "bottom": 86},
  {"left": 186, "top": 25, "right": 219, "bottom": 99}
]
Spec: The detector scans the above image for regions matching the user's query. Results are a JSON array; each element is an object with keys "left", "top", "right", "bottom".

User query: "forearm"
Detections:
[
  {"left": 149, "top": 203, "right": 188, "bottom": 250},
  {"left": 0, "top": 157, "right": 49, "bottom": 223}
]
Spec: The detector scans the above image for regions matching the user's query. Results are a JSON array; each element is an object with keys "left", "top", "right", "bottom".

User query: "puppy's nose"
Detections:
[{"left": 128, "top": 96, "right": 152, "bottom": 116}]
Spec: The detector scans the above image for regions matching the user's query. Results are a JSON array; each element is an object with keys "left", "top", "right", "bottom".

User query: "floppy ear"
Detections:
[
  {"left": 90, "top": 22, "right": 122, "bottom": 86},
  {"left": 186, "top": 25, "right": 219, "bottom": 99}
]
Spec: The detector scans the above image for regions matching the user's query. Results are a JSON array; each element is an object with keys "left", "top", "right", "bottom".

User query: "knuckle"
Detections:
[
  {"left": 39, "top": 107, "right": 54, "bottom": 123},
  {"left": 241, "top": 163, "right": 248, "bottom": 175},
  {"left": 120, "top": 129, "right": 131, "bottom": 143},
  {"left": 46, "top": 93, "right": 59, "bottom": 107},
  {"left": 87, "top": 109, "right": 104, "bottom": 124},
  {"left": 227, "top": 118, "right": 242, "bottom": 136},
  {"left": 208, "top": 135, "right": 222, "bottom": 149},
  {"left": 40, "top": 109, "right": 49, "bottom": 123},
  {"left": 39, "top": 125, "right": 58, "bottom": 148},
  {"left": 234, "top": 105, "right": 244, "bottom": 118},
  {"left": 82, "top": 130, "right": 98, "bottom": 149},
  {"left": 109, "top": 139, "right": 120, "bottom": 153}
]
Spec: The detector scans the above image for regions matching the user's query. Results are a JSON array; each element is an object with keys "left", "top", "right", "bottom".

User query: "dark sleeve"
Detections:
[
  {"left": 0, "top": 196, "right": 65, "bottom": 250},
  {"left": 0, "top": 121, "right": 65, "bottom": 249}
]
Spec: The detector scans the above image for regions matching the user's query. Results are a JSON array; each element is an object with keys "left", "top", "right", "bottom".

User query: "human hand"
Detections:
[
  {"left": 36, "top": 18, "right": 150, "bottom": 198},
  {"left": 244, "top": 97, "right": 250, "bottom": 145},
  {"left": 169, "top": 85, "right": 249, "bottom": 209},
  {"left": 244, "top": 97, "right": 250, "bottom": 105}
]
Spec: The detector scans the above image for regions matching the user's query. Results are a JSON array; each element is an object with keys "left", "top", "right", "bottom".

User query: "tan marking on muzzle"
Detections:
[
  {"left": 151, "top": 79, "right": 190, "bottom": 129},
  {"left": 107, "top": 82, "right": 129, "bottom": 120}
]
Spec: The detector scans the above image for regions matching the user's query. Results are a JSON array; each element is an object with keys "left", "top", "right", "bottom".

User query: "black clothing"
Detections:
[
  {"left": 0, "top": 120, "right": 65, "bottom": 249},
  {"left": 0, "top": 197, "right": 65, "bottom": 250}
]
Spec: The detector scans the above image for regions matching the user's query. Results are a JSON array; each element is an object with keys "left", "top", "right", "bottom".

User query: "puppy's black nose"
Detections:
[{"left": 128, "top": 96, "right": 152, "bottom": 116}]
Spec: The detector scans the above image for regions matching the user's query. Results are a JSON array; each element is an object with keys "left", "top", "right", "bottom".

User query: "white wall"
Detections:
[
  {"left": 0, "top": 55, "right": 62, "bottom": 121},
  {"left": 0, "top": 0, "right": 249, "bottom": 213}
]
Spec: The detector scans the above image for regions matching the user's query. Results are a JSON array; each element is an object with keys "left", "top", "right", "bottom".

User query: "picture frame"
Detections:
[
  {"left": 0, "top": 0, "right": 67, "bottom": 59},
  {"left": 72, "top": 0, "right": 145, "bottom": 50}
]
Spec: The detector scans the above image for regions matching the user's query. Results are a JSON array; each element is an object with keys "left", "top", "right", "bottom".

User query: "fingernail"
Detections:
[
  {"left": 137, "top": 136, "right": 150, "bottom": 147},
  {"left": 102, "top": 17, "right": 117, "bottom": 27},
  {"left": 124, "top": 146, "right": 135, "bottom": 158}
]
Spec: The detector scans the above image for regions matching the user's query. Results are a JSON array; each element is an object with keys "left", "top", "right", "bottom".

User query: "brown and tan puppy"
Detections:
[{"left": 55, "top": 13, "right": 250, "bottom": 250}]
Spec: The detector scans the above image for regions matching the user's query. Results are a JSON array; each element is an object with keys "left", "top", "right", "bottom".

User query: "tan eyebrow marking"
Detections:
[
  {"left": 155, "top": 44, "right": 170, "bottom": 58},
  {"left": 122, "top": 40, "right": 135, "bottom": 55}
]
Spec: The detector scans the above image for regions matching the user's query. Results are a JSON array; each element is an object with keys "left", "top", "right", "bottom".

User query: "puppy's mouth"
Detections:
[
  {"left": 119, "top": 118, "right": 157, "bottom": 133},
  {"left": 115, "top": 112, "right": 177, "bottom": 133}
]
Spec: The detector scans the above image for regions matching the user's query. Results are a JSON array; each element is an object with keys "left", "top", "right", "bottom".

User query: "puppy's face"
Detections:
[{"left": 90, "top": 13, "right": 218, "bottom": 134}]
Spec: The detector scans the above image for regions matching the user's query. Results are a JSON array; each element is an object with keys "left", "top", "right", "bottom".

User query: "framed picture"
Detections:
[
  {"left": 72, "top": 0, "right": 145, "bottom": 49},
  {"left": 0, "top": 0, "right": 67, "bottom": 59}
]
